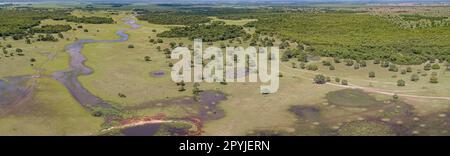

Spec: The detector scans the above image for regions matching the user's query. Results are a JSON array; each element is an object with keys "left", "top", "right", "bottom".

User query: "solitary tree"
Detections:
[
  {"left": 144, "top": 56, "right": 151, "bottom": 62},
  {"left": 397, "top": 79, "right": 406, "bottom": 87},
  {"left": 313, "top": 74, "right": 327, "bottom": 84},
  {"left": 369, "top": 71, "right": 376, "bottom": 78},
  {"left": 411, "top": 74, "right": 420, "bottom": 82},
  {"left": 424, "top": 63, "right": 432, "bottom": 71},
  {"left": 341, "top": 80, "right": 348, "bottom": 85},
  {"left": 335, "top": 77, "right": 341, "bottom": 83},
  {"left": 430, "top": 76, "right": 439, "bottom": 83},
  {"left": 432, "top": 64, "right": 441, "bottom": 70},
  {"left": 329, "top": 65, "right": 335, "bottom": 70}
]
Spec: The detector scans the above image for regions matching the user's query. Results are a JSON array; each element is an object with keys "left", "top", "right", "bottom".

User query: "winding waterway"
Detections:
[{"left": 52, "top": 17, "right": 141, "bottom": 109}]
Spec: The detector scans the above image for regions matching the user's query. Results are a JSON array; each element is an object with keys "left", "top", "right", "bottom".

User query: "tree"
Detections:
[
  {"left": 291, "top": 62, "right": 296, "bottom": 68},
  {"left": 144, "top": 56, "right": 151, "bottom": 62},
  {"left": 334, "top": 57, "right": 341, "bottom": 63},
  {"left": 344, "top": 59, "right": 354, "bottom": 66},
  {"left": 381, "top": 61, "right": 389, "bottom": 68},
  {"left": 313, "top": 74, "right": 327, "bottom": 84},
  {"left": 397, "top": 79, "right": 406, "bottom": 87},
  {"left": 329, "top": 65, "right": 335, "bottom": 70},
  {"left": 432, "top": 64, "right": 440, "bottom": 70},
  {"left": 322, "top": 60, "right": 331, "bottom": 66},
  {"left": 369, "top": 71, "right": 375, "bottom": 78},
  {"left": 373, "top": 59, "right": 381, "bottom": 64},
  {"left": 424, "top": 63, "right": 431, "bottom": 71},
  {"left": 341, "top": 80, "right": 348, "bottom": 85},
  {"left": 128, "top": 44, "right": 134, "bottom": 48},
  {"left": 406, "top": 67, "right": 412, "bottom": 73},
  {"left": 359, "top": 60, "right": 367, "bottom": 67},
  {"left": 335, "top": 77, "right": 341, "bottom": 83},
  {"left": 299, "top": 62, "right": 306, "bottom": 69},
  {"left": 411, "top": 74, "right": 420, "bottom": 82},
  {"left": 389, "top": 64, "right": 398, "bottom": 72},
  {"left": 354, "top": 63, "right": 360, "bottom": 70},
  {"left": 393, "top": 94, "right": 399, "bottom": 101},
  {"left": 401, "top": 69, "right": 407, "bottom": 75},
  {"left": 306, "top": 64, "right": 318, "bottom": 71},
  {"left": 178, "top": 85, "right": 186, "bottom": 92},
  {"left": 430, "top": 76, "right": 439, "bottom": 83}
]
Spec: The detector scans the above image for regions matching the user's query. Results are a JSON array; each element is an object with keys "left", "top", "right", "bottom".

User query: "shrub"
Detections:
[
  {"left": 411, "top": 74, "right": 420, "bottom": 82},
  {"left": 329, "top": 65, "right": 335, "bottom": 70},
  {"left": 335, "top": 77, "right": 341, "bottom": 83},
  {"left": 341, "top": 80, "right": 348, "bottom": 85},
  {"left": 432, "top": 64, "right": 440, "bottom": 70},
  {"left": 373, "top": 60, "right": 381, "bottom": 64},
  {"left": 406, "top": 67, "right": 412, "bottom": 73},
  {"left": 430, "top": 76, "right": 439, "bottom": 83},
  {"left": 424, "top": 63, "right": 431, "bottom": 71},
  {"left": 322, "top": 60, "right": 331, "bottom": 66},
  {"left": 306, "top": 64, "right": 318, "bottom": 71},
  {"left": 128, "top": 44, "right": 134, "bottom": 48},
  {"left": 369, "top": 71, "right": 375, "bottom": 78},
  {"left": 397, "top": 79, "right": 406, "bottom": 87},
  {"left": 401, "top": 69, "right": 407, "bottom": 75},
  {"left": 314, "top": 74, "right": 327, "bottom": 84}
]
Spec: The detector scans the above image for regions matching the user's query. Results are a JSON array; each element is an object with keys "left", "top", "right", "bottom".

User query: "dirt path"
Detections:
[{"left": 280, "top": 62, "right": 450, "bottom": 101}]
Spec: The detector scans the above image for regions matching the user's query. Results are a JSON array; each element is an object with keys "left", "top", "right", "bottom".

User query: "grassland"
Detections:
[{"left": 1, "top": 5, "right": 450, "bottom": 136}]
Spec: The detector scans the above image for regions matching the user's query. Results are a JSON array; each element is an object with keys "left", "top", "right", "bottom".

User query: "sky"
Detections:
[{"left": 0, "top": 0, "right": 449, "bottom": 4}]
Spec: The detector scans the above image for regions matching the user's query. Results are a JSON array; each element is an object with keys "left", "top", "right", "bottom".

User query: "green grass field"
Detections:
[{"left": 1, "top": 6, "right": 450, "bottom": 136}]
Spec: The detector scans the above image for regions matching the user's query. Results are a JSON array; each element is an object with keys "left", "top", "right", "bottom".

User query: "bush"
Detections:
[
  {"left": 369, "top": 71, "right": 375, "bottom": 78},
  {"left": 424, "top": 63, "right": 431, "bottom": 71},
  {"left": 341, "top": 80, "right": 348, "bottom": 85},
  {"left": 314, "top": 74, "right": 327, "bottom": 84},
  {"left": 344, "top": 59, "right": 354, "bottom": 66},
  {"left": 411, "top": 74, "right": 420, "bottom": 82},
  {"left": 373, "top": 60, "right": 381, "bottom": 64},
  {"left": 432, "top": 64, "right": 440, "bottom": 70},
  {"left": 401, "top": 69, "right": 407, "bottom": 75},
  {"left": 359, "top": 60, "right": 367, "bottom": 67},
  {"left": 389, "top": 64, "right": 398, "bottom": 72},
  {"left": 322, "top": 60, "right": 331, "bottom": 66},
  {"left": 430, "top": 76, "right": 439, "bottom": 83},
  {"left": 128, "top": 44, "right": 134, "bottom": 48},
  {"left": 335, "top": 77, "right": 341, "bottom": 83},
  {"left": 334, "top": 57, "right": 341, "bottom": 63},
  {"left": 329, "top": 65, "right": 335, "bottom": 70},
  {"left": 354, "top": 64, "right": 360, "bottom": 70},
  {"left": 381, "top": 61, "right": 389, "bottom": 68},
  {"left": 306, "top": 64, "right": 318, "bottom": 71},
  {"left": 406, "top": 67, "right": 412, "bottom": 73},
  {"left": 397, "top": 79, "right": 406, "bottom": 87}
]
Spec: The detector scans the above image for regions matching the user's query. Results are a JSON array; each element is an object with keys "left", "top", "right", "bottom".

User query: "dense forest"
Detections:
[
  {"left": 0, "top": 8, "right": 114, "bottom": 38},
  {"left": 244, "top": 13, "right": 450, "bottom": 65},
  {"left": 31, "top": 25, "right": 72, "bottom": 34},
  {"left": 157, "top": 21, "right": 246, "bottom": 42},
  {"left": 136, "top": 11, "right": 211, "bottom": 25}
]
